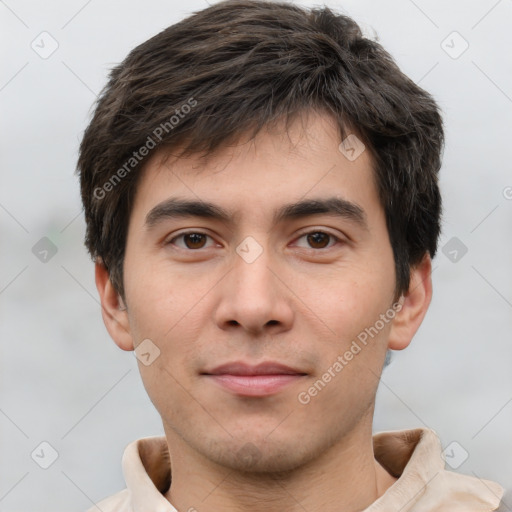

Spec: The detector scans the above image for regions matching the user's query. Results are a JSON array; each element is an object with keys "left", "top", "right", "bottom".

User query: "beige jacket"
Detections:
[{"left": 87, "top": 428, "right": 506, "bottom": 512}]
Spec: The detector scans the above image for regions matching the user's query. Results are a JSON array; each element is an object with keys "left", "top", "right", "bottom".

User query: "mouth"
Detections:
[{"left": 201, "top": 361, "right": 308, "bottom": 397}]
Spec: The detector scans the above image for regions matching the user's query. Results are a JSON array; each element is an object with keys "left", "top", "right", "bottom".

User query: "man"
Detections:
[{"left": 78, "top": 0, "right": 506, "bottom": 510}]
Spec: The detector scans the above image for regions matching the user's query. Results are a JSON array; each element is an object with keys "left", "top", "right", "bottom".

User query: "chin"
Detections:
[{"left": 204, "top": 436, "right": 317, "bottom": 475}]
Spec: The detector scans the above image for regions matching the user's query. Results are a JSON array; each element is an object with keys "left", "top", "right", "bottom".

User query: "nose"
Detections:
[{"left": 213, "top": 243, "right": 294, "bottom": 335}]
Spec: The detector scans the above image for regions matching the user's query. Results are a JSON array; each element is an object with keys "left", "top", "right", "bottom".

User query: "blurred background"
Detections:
[{"left": 1, "top": 0, "right": 511, "bottom": 510}]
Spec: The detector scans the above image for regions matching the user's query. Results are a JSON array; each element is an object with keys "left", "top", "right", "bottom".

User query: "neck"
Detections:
[{"left": 163, "top": 420, "right": 397, "bottom": 512}]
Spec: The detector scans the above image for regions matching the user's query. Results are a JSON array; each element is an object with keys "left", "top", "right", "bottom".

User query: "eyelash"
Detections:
[{"left": 166, "top": 230, "right": 343, "bottom": 251}]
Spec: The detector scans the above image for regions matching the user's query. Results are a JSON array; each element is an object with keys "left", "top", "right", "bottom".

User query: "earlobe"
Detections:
[
  {"left": 387, "top": 254, "right": 433, "bottom": 351},
  {"left": 95, "top": 262, "right": 134, "bottom": 351}
]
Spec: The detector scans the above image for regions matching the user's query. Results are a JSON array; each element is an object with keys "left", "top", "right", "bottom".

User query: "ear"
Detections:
[
  {"left": 95, "top": 261, "right": 134, "bottom": 351},
  {"left": 387, "top": 253, "right": 433, "bottom": 351}
]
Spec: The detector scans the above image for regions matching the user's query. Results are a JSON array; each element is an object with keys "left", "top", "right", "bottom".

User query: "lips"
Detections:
[
  {"left": 202, "top": 361, "right": 307, "bottom": 397},
  {"left": 205, "top": 361, "right": 306, "bottom": 376}
]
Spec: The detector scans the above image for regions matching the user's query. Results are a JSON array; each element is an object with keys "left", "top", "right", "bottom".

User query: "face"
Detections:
[{"left": 112, "top": 111, "right": 408, "bottom": 472}]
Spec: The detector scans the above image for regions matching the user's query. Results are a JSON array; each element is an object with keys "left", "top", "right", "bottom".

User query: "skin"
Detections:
[{"left": 96, "top": 110, "right": 432, "bottom": 512}]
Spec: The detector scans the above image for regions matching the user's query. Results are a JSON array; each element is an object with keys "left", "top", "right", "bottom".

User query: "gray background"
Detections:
[{"left": 1, "top": 0, "right": 511, "bottom": 511}]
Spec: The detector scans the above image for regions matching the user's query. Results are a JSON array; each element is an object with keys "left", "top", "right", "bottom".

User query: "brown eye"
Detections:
[
  {"left": 306, "top": 232, "right": 332, "bottom": 249},
  {"left": 168, "top": 232, "right": 214, "bottom": 250},
  {"left": 183, "top": 233, "right": 207, "bottom": 249}
]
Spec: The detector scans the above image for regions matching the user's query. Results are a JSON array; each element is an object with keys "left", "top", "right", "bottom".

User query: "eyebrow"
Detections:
[{"left": 145, "top": 196, "right": 368, "bottom": 231}]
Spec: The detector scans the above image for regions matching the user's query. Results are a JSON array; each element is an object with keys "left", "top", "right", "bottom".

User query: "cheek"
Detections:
[
  {"left": 306, "top": 263, "right": 394, "bottom": 344},
  {"left": 124, "top": 265, "right": 212, "bottom": 379},
  {"left": 300, "top": 278, "right": 395, "bottom": 421},
  {"left": 123, "top": 258, "right": 191, "bottom": 341}
]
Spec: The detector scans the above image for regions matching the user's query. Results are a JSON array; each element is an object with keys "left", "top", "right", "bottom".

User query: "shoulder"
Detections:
[{"left": 85, "top": 488, "right": 132, "bottom": 512}]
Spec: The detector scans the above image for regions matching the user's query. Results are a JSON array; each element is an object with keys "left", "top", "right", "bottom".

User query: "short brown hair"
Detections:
[{"left": 78, "top": 0, "right": 444, "bottom": 300}]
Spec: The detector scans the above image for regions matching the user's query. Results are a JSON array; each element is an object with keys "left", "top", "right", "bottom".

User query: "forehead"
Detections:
[{"left": 131, "top": 111, "right": 380, "bottom": 226}]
